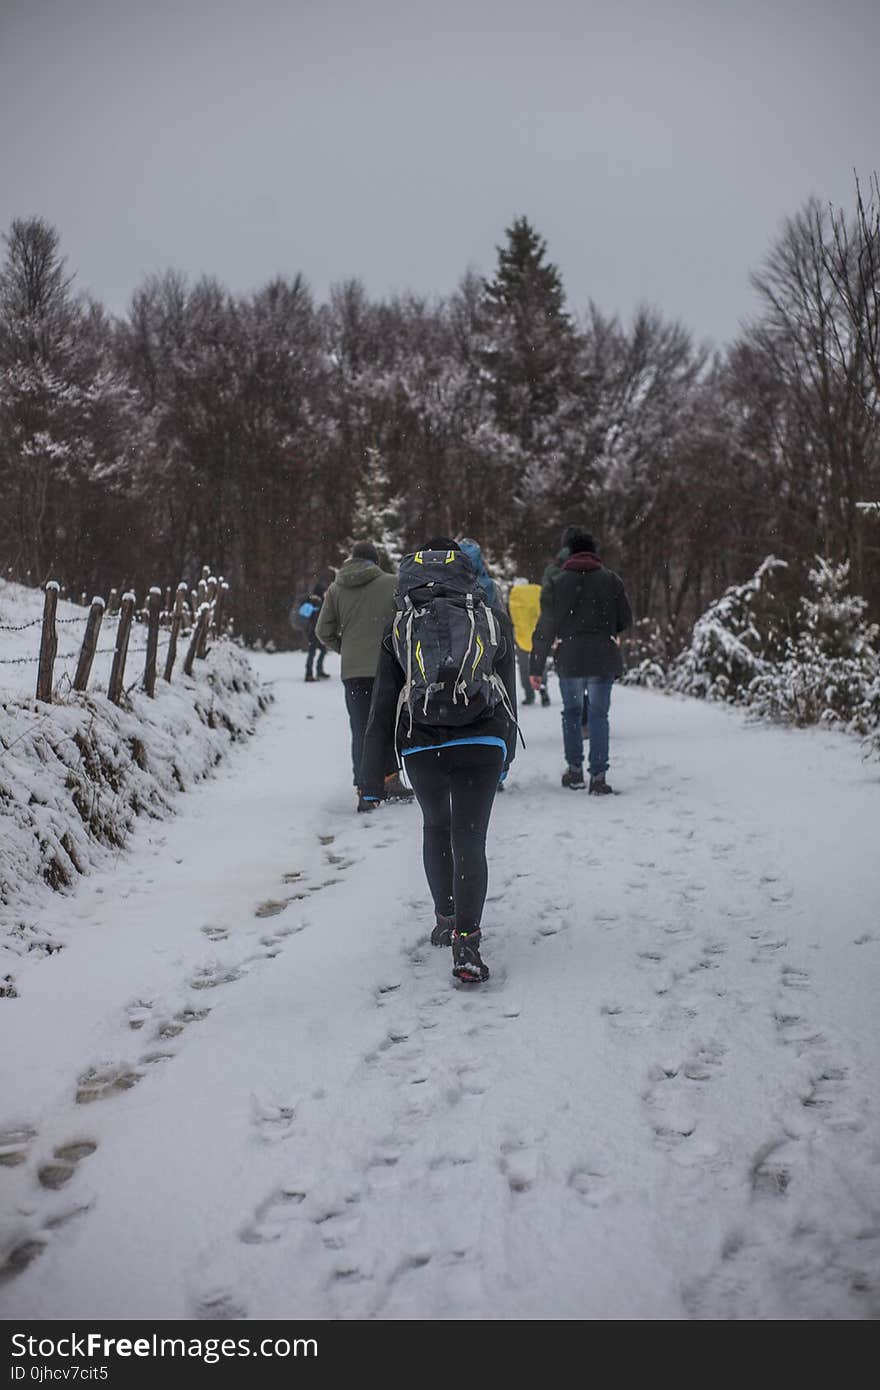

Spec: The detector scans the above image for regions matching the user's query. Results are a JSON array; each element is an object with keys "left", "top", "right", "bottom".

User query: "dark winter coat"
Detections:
[
  {"left": 359, "top": 608, "right": 518, "bottom": 797},
  {"left": 531, "top": 553, "right": 633, "bottom": 679},
  {"left": 295, "top": 577, "right": 328, "bottom": 642},
  {"left": 315, "top": 559, "right": 397, "bottom": 679}
]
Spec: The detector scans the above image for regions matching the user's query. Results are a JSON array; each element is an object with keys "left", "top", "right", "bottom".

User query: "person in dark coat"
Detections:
[
  {"left": 530, "top": 532, "right": 632, "bottom": 794},
  {"left": 359, "top": 539, "right": 518, "bottom": 984},
  {"left": 542, "top": 523, "right": 591, "bottom": 733},
  {"left": 300, "top": 570, "right": 334, "bottom": 681}
]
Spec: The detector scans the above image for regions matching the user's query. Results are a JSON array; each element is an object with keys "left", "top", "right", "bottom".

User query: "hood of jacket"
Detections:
[
  {"left": 336, "top": 557, "right": 384, "bottom": 589},
  {"left": 563, "top": 552, "right": 603, "bottom": 574}
]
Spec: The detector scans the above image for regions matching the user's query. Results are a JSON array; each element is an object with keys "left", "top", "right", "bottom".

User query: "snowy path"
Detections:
[{"left": 1, "top": 654, "right": 879, "bottom": 1320}]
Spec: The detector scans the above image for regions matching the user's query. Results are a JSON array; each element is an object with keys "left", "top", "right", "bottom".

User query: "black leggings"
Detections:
[{"left": 404, "top": 743, "right": 504, "bottom": 934}]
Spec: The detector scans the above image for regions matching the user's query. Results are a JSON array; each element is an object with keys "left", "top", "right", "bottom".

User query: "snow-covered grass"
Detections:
[
  {"left": 1, "top": 655, "right": 878, "bottom": 1319},
  {"left": 1, "top": 581, "right": 270, "bottom": 970}
]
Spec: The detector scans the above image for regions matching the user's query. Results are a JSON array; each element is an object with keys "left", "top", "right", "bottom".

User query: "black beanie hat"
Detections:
[
  {"left": 568, "top": 532, "right": 597, "bottom": 555},
  {"left": 422, "top": 537, "right": 460, "bottom": 551},
  {"left": 561, "top": 523, "right": 590, "bottom": 548},
  {"left": 351, "top": 541, "right": 379, "bottom": 563}
]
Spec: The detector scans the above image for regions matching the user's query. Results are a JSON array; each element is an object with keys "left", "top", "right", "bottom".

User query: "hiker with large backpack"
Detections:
[{"left": 359, "top": 540, "right": 518, "bottom": 984}]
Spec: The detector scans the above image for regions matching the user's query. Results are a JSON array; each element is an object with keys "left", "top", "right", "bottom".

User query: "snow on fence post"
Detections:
[
  {"left": 108, "top": 592, "right": 136, "bottom": 704},
  {"left": 212, "top": 579, "right": 229, "bottom": 637},
  {"left": 164, "top": 583, "right": 188, "bottom": 682},
  {"left": 143, "top": 587, "right": 162, "bottom": 696},
  {"left": 36, "top": 582, "right": 60, "bottom": 703},
  {"left": 183, "top": 603, "right": 211, "bottom": 676},
  {"left": 198, "top": 574, "right": 218, "bottom": 658},
  {"left": 73, "top": 597, "right": 106, "bottom": 693}
]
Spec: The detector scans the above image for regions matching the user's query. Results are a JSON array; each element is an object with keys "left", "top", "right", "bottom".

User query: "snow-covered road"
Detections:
[{"left": 1, "top": 653, "right": 879, "bottom": 1319}]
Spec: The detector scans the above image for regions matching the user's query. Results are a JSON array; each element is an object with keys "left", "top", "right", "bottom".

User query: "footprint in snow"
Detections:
[
  {"left": 76, "top": 1064, "right": 142, "bottom": 1104},
  {"left": 251, "top": 1094, "right": 297, "bottom": 1142},
  {"left": 0, "top": 1125, "right": 37, "bottom": 1168},
  {"left": 125, "top": 1000, "right": 154, "bottom": 1030},
  {"left": 254, "top": 898, "right": 290, "bottom": 919},
  {"left": 189, "top": 964, "right": 243, "bottom": 990},
  {"left": 750, "top": 1141, "right": 793, "bottom": 1198},
  {"left": 499, "top": 1141, "right": 540, "bottom": 1194},
  {"left": 201, "top": 924, "right": 229, "bottom": 941},
  {"left": 0, "top": 1201, "right": 93, "bottom": 1283},
  {"left": 194, "top": 1288, "right": 249, "bottom": 1321},
  {"left": 240, "top": 1187, "right": 308, "bottom": 1244},
  {"left": 37, "top": 1140, "right": 98, "bottom": 1190},
  {"left": 156, "top": 1006, "right": 210, "bottom": 1039},
  {"left": 568, "top": 1165, "right": 612, "bottom": 1207},
  {"left": 780, "top": 965, "right": 811, "bottom": 990}
]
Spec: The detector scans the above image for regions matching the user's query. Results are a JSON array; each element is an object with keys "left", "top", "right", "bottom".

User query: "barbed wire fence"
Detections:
[{"left": 0, "top": 566, "right": 230, "bottom": 704}]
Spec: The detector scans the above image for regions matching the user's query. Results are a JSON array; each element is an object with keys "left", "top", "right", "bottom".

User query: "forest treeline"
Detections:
[{"left": 1, "top": 180, "right": 878, "bottom": 647}]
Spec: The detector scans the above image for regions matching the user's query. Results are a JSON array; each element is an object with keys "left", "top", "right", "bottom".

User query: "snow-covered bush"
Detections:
[
  {"left": 621, "top": 618, "right": 673, "bottom": 688},
  {"left": 748, "top": 559, "right": 879, "bottom": 729},
  {"left": 0, "top": 644, "right": 271, "bottom": 958},
  {"left": 669, "top": 557, "right": 790, "bottom": 702}
]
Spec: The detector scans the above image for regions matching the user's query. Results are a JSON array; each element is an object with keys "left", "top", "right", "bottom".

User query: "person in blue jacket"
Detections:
[
  {"left": 457, "top": 537, "right": 497, "bottom": 607},
  {"left": 294, "top": 570, "right": 334, "bottom": 681}
]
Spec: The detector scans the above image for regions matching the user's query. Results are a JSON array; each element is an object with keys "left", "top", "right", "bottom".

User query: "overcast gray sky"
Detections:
[{"left": 0, "top": 0, "right": 876, "bottom": 345}]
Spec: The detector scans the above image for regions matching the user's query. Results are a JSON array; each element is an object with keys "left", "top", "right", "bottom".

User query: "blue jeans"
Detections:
[{"left": 558, "top": 675, "right": 614, "bottom": 777}]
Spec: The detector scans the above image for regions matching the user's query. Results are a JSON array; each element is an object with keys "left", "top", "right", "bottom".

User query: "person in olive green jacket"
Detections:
[{"left": 316, "top": 541, "right": 411, "bottom": 808}]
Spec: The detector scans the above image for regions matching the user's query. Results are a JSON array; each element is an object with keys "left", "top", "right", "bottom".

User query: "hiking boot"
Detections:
[
  {"left": 317, "top": 670, "right": 331, "bottom": 680},
  {"left": 523, "top": 690, "right": 535, "bottom": 706},
  {"left": 384, "top": 773, "right": 415, "bottom": 803},
  {"left": 589, "top": 774, "right": 614, "bottom": 795},
  {"left": 540, "top": 687, "right": 550, "bottom": 707},
  {"left": 561, "top": 765, "right": 586, "bottom": 789},
  {"left": 305, "top": 673, "right": 316, "bottom": 682},
  {"left": 452, "top": 929, "right": 489, "bottom": 983},
  {"left": 431, "top": 912, "right": 455, "bottom": 947},
  {"left": 356, "top": 793, "right": 377, "bottom": 813}
]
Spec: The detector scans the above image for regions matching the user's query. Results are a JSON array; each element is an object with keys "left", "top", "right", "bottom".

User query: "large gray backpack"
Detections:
[{"left": 392, "top": 548, "right": 512, "bottom": 734}]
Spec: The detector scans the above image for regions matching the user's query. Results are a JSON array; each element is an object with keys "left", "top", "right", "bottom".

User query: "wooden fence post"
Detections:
[
  {"left": 184, "top": 603, "right": 211, "bottom": 676},
  {"left": 212, "top": 580, "right": 229, "bottom": 637},
  {"left": 73, "top": 597, "right": 106, "bottom": 693},
  {"left": 108, "top": 588, "right": 119, "bottom": 615},
  {"left": 164, "top": 583, "right": 188, "bottom": 682},
  {"left": 108, "top": 592, "right": 135, "bottom": 705},
  {"left": 143, "top": 588, "right": 162, "bottom": 696},
  {"left": 36, "top": 582, "right": 60, "bottom": 703}
]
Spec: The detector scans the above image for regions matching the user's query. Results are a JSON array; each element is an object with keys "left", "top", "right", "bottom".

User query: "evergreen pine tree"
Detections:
[
  {"left": 348, "top": 447, "right": 406, "bottom": 569},
  {"left": 480, "top": 216, "right": 576, "bottom": 447}
]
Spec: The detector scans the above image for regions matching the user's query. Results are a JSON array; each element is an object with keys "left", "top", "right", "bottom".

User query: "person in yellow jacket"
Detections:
[{"left": 508, "top": 577, "right": 550, "bottom": 707}]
